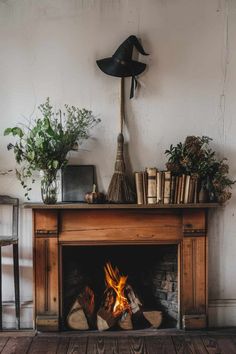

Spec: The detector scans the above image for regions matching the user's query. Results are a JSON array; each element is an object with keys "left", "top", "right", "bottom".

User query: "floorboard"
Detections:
[
  {"left": 66, "top": 337, "right": 88, "bottom": 354},
  {"left": 27, "top": 336, "right": 59, "bottom": 354},
  {"left": 0, "top": 337, "right": 33, "bottom": 354},
  {"left": 0, "top": 330, "right": 235, "bottom": 354},
  {"left": 144, "top": 336, "right": 176, "bottom": 354},
  {"left": 87, "top": 337, "right": 119, "bottom": 354}
]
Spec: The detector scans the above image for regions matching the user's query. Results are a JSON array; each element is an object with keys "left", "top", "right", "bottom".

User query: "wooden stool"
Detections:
[{"left": 0, "top": 196, "right": 20, "bottom": 330}]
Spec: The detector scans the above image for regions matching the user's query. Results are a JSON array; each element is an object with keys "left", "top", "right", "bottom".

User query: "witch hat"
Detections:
[{"left": 96, "top": 35, "right": 148, "bottom": 98}]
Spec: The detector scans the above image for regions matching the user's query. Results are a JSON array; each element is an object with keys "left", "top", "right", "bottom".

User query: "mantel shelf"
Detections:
[{"left": 24, "top": 202, "right": 219, "bottom": 210}]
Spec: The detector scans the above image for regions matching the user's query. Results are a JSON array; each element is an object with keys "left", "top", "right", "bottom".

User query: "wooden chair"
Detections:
[{"left": 0, "top": 196, "right": 20, "bottom": 330}]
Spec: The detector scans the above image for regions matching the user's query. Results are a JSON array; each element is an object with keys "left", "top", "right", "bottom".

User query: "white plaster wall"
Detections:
[{"left": 0, "top": 0, "right": 235, "bottom": 328}]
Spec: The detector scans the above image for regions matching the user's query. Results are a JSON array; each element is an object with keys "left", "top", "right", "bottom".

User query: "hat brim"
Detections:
[{"left": 96, "top": 57, "right": 146, "bottom": 77}]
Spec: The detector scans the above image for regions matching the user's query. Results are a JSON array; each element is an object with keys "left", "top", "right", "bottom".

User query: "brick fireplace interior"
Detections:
[{"left": 62, "top": 244, "right": 179, "bottom": 331}]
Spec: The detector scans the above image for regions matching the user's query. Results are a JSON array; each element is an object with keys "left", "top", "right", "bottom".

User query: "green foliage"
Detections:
[
  {"left": 165, "top": 136, "right": 235, "bottom": 203},
  {"left": 4, "top": 98, "right": 100, "bottom": 199}
]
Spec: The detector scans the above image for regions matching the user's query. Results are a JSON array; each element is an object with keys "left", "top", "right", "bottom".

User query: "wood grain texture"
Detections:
[
  {"left": 87, "top": 337, "right": 119, "bottom": 354},
  {"left": 25, "top": 203, "right": 219, "bottom": 209},
  {"left": 34, "top": 237, "right": 59, "bottom": 330},
  {"left": 144, "top": 336, "right": 176, "bottom": 353},
  {"left": 60, "top": 209, "right": 182, "bottom": 243},
  {"left": 209, "top": 336, "right": 236, "bottom": 354},
  {"left": 172, "top": 335, "right": 207, "bottom": 354},
  {"left": 34, "top": 210, "right": 58, "bottom": 235},
  {"left": 183, "top": 209, "right": 206, "bottom": 232},
  {"left": 0, "top": 337, "right": 9, "bottom": 351},
  {"left": 56, "top": 337, "right": 70, "bottom": 354},
  {"left": 67, "top": 337, "right": 88, "bottom": 354},
  {"left": 181, "top": 236, "right": 207, "bottom": 329},
  {"left": 1, "top": 337, "right": 33, "bottom": 354},
  {"left": 118, "top": 337, "right": 148, "bottom": 354},
  {"left": 201, "top": 336, "right": 223, "bottom": 354},
  {"left": 27, "top": 336, "right": 59, "bottom": 354}
]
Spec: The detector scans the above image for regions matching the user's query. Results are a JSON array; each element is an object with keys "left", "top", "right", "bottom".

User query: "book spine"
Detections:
[
  {"left": 174, "top": 176, "right": 179, "bottom": 204},
  {"left": 164, "top": 171, "right": 171, "bottom": 204},
  {"left": 177, "top": 175, "right": 182, "bottom": 204},
  {"left": 142, "top": 170, "right": 148, "bottom": 205},
  {"left": 146, "top": 167, "right": 157, "bottom": 204},
  {"left": 170, "top": 175, "right": 176, "bottom": 204},
  {"left": 156, "top": 171, "right": 162, "bottom": 203},
  {"left": 161, "top": 171, "right": 165, "bottom": 203},
  {"left": 135, "top": 172, "right": 144, "bottom": 204},
  {"left": 184, "top": 175, "right": 191, "bottom": 204},
  {"left": 180, "top": 174, "right": 186, "bottom": 204}
]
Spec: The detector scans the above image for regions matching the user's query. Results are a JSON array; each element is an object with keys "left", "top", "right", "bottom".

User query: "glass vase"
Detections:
[{"left": 41, "top": 173, "right": 58, "bottom": 204}]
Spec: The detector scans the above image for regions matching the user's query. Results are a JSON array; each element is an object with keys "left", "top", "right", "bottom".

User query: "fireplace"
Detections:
[
  {"left": 28, "top": 203, "right": 217, "bottom": 332},
  {"left": 62, "top": 245, "right": 178, "bottom": 331}
]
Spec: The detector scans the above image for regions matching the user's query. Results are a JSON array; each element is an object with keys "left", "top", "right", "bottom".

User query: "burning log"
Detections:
[
  {"left": 97, "top": 287, "right": 118, "bottom": 331},
  {"left": 67, "top": 286, "right": 95, "bottom": 330},
  {"left": 118, "top": 311, "right": 133, "bottom": 330}
]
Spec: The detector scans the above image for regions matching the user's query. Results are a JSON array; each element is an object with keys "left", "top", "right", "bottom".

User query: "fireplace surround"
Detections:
[{"left": 26, "top": 203, "right": 218, "bottom": 332}]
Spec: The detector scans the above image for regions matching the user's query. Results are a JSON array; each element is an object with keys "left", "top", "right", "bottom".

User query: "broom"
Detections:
[{"left": 107, "top": 77, "right": 134, "bottom": 203}]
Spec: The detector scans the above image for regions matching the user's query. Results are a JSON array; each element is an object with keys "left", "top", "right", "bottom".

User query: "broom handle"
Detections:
[{"left": 120, "top": 77, "right": 125, "bottom": 134}]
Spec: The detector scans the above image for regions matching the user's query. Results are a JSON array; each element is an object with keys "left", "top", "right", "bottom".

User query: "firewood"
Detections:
[
  {"left": 143, "top": 311, "right": 162, "bottom": 328},
  {"left": 67, "top": 299, "right": 89, "bottom": 330},
  {"left": 97, "top": 288, "right": 118, "bottom": 331},
  {"left": 118, "top": 312, "right": 133, "bottom": 330},
  {"left": 125, "top": 284, "right": 151, "bottom": 329},
  {"left": 67, "top": 286, "right": 95, "bottom": 330},
  {"left": 125, "top": 284, "right": 142, "bottom": 314}
]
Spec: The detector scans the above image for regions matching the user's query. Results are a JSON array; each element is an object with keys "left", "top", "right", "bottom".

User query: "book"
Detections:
[
  {"left": 161, "top": 171, "right": 165, "bottom": 203},
  {"left": 180, "top": 174, "right": 186, "bottom": 204},
  {"left": 156, "top": 171, "right": 162, "bottom": 203},
  {"left": 135, "top": 172, "right": 144, "bottom": 204},
  {"left": 184, "top": 175, "right": 191, "bottom": 204},
  {"left": 163, "top": 171, "right": 171, "bottom": 204},
  {"left": 170, "top": 175, "right": 176, "bottom": 204},
  {"left": 142, "top": 170, "right": 148, "bottom": 204},
  {"left": 177, "top": 176, "right": 182, "bottom": 204},
  {"left": 174, "top": 176, "right": 179, "bottom": 204},
  {"left": 146, "top": 167, "right": 157, "bottom": 204}
]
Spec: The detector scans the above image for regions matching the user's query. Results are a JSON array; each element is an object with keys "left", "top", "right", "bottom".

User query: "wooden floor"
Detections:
[{"left": 0, "top": 329, "right": 236, "bottom": 353}]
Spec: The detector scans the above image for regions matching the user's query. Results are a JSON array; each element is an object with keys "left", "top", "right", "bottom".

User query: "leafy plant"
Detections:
[
  {"left": 165, "top": 136, "right": 235, "bottom": 203},
  {"left": 4, "top": 98, "right": 100, "bottom": 199}
]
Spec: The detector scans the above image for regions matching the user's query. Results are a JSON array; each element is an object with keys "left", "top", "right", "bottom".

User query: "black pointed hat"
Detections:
[{"left": 96, "top": 35, "right": 148, "bottom": 98}]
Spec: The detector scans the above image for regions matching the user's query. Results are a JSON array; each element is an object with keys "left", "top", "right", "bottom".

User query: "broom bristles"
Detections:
[{"left": 107, "top": 172, "right": 134, "bottom": 203}]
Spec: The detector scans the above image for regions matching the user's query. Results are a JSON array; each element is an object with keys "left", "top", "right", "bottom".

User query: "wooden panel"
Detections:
[
  {"left": 34, "top": 237, "right": 59, "bottom": 330},
  {"left": 60, "top": 209, "right": 182, "bottom": 243},
  {"left": 182, "top": 314, "right": 207, "bottom": 330},
  {"left": 34, "top": 210, "right": 58, "bottom": 236},
  {"left": 181, "top": 236, "right": 207, "bottom": 329},
  {"left": 183, "top": 209, "right": 206, "bottom": 236}
]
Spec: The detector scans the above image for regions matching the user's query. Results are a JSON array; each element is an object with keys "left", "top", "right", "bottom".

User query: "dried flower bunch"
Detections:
[
  {"left": 4, "top": 98, "right": 100, "bottom": 199},
  {"left": 165, "top": 136, "right": 235, "bottom": 203}
]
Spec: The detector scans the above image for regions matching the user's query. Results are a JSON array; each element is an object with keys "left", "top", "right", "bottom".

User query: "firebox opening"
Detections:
[{"left": 61, "top": 245, "right": 178, "bottom": 331}]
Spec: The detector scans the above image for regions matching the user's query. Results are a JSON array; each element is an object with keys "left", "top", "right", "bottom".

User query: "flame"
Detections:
[{"left": 104, "top": 262, "right": 130, "bottom": 317}]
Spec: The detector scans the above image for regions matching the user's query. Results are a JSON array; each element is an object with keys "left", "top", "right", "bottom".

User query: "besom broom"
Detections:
[
  {"left": 96, "top": 35, "right": 149, "bottom": 203},
  {"left": 107, "top": 78, "right": 134, "bottom": 203}
]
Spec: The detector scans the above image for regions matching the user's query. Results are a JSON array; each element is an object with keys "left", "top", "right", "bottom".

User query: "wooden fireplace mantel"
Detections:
[{"left": 26, "top": 203, "right": 218, "bottom": 332}]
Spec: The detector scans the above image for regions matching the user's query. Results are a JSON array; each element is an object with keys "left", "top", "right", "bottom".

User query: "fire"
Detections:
[{"left": 104, "top": 262, "right": 130, "bottom": 317}]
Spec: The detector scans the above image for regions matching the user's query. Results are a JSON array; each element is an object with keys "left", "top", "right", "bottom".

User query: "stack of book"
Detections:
[{"left": 134, "top": 168, "right": 198, "bottom": 205}]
